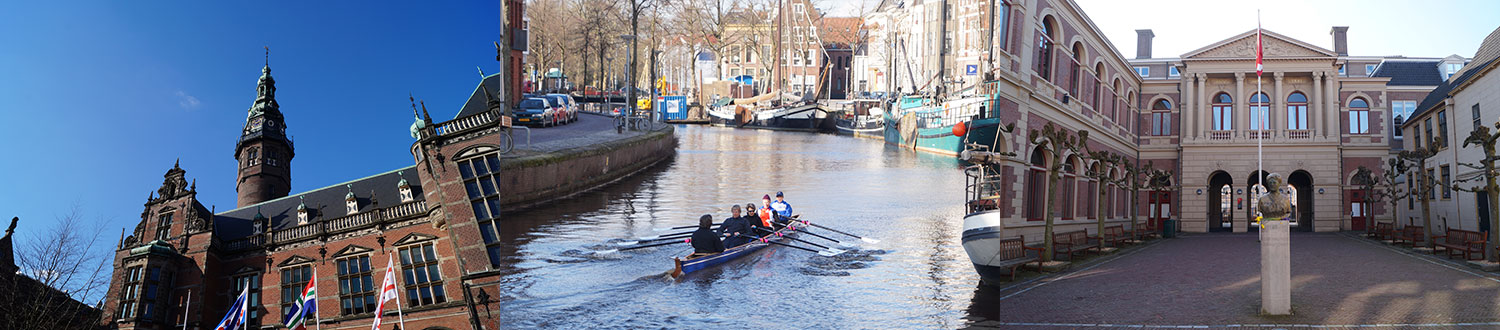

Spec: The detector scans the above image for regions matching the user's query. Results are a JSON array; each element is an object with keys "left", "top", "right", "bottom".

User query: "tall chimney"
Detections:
[
  {"left": 1331, "top": 26, "right": 1349, "bottom": 56},
  {"left": 1136, "top": 29, "right": 1155, "bottom": 59}
]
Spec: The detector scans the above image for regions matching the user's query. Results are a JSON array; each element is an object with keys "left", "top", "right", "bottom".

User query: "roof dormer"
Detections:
[
  {"left": 345, "top": 185, "right": 359, "bottom": 215},
  {"left": 397, "top": 171, "right": 414, "bottom": 203}
]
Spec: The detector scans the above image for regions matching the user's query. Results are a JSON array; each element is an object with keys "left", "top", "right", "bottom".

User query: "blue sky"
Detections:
[{"left": 0, "top": 1, "right": 498, "bottom": 243}]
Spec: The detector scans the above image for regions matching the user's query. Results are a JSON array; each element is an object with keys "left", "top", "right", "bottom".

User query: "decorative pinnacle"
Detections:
[
  {"left": 264, "top": 46, "right": 270, "bottom": 66},
  {"left": 420, "top": 100, "right": 432, "bottom": 122},
  {"left": 410, "top": 93, "right": 420, "bottom": 119}
]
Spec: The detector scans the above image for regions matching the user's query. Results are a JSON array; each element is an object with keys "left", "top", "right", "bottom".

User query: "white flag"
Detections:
[{"left": 371, "top": 255, "right": 401, "bottom": 330}]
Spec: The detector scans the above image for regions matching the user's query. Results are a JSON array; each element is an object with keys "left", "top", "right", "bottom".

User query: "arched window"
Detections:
[
  {"left": 1085, "top": 162, "right": 1099, "bottom": 219},
  {"left": 1151, "top": 99, "right": 1172, "bottom": 136},
  {"left": 1093, "top": 63, "right": 1105, "bottom": 108},
  {"left": 1349, "top": 97, "right": 1370, "bottom": 134},
  {"left": 1248, "top": 92, "right": 1269, "bottom": 131},
  {"left": 1127, "top": 92, "right": 1136, "bottom": 129},
  {"left": 1061, "top": 156, "right": 1077, "bottom": 220},
  {"left": 1286, "top": 92, "right": 1308, "bottom": 130},
  {"left": 1111, "top": 78, "right": 1122, "bottom": 121},
  {"left": 1071, "top": 42, "right": 1085, "bottom": 95},
  {"left": 1212, "top": 93, "right": 1233, "bottom": 130},
  {"left": 1026, "top": 148, "right": 1048, "bottom": 221},
  {"left": 1036, "top": 17, "right": 1056, "bottom": 81}
]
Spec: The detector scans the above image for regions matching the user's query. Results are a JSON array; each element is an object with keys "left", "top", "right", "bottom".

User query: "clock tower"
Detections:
[{"left": 234, "top": 54, "right": 294, "bottom": 207}]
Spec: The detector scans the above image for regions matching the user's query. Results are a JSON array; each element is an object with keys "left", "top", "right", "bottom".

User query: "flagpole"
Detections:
[
  {"left": 1256, "top": 10, "right": 1264, "bottom": 221},
  {"left": 314, "top": 270, "right": 322, "bottom": 330},
  {"left": 182, "top": 290, "right": 190, "bottom": 330},
  {"left": 392, "top": 253, "right": 407, "bottom": 330}
]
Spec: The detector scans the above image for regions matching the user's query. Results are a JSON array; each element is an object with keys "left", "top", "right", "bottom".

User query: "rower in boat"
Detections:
[
  {"left": 757, "top": 195, "right": 776, "bottom": 229},
  {"left": 744, "top": 203, "right": 767, "bottom": 237},
  {"left": 770, "top": 191, "right": 794, "bottom": 227},
  {"left": 718, "top": 205, "right": 753, "bottom": 248},
  {"left": 689, "top": 214, "right": 725, "bottom": 254}
]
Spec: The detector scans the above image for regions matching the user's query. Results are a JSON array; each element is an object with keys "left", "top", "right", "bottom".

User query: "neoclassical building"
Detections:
[{"left": 1132, "top": 27, "right": 1453, "bottom": 233}]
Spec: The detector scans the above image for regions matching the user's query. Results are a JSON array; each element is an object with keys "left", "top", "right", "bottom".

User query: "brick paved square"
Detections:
[{"left": 968, "top": 233, "right": 1500, "bottom": 328}]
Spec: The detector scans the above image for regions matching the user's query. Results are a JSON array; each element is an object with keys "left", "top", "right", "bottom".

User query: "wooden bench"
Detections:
[
  {"left": 987, "top": 235, "right": 1044, "bottom": 281},
  {"left": 1092, "top": 225, "right": 1128, "bottom": 247},
  {"left": 1133, "top": 221, "right": 1160, "bottom": 240},
  {"left": 1433, "top": 228, "right": 1487, "bottom": 260},
  {"left": 1368, "top": 222, "right": 1394, "bottom": 241},
  {"left": 1052, "top": 230, "right": 1101, "bottom": 260},
  {"left": 1392, "top": 225, "right": 1425, "bottom": 247}
]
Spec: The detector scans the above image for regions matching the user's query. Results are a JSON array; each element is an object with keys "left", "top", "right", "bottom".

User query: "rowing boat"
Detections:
[{"left": 670, "top": 223, "right": 797, "bottom": 278}]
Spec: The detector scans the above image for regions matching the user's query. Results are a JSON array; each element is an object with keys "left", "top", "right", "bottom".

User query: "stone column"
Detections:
[
  {"left": 1235, "top": 72, "right": 1246, "bottom": 134},
  {"left": 1326, "top": 71, "right": 1340, "bottom": 138},
  {"left": 1198, "top": 73, "right": 1209, "bottom": 138},
  {"left": 1312, "top": 72, "right": 1324, "bottom": 138},
  {"left": 1273, "top": 72, "right": 1284, "bottom": 134},
  {"left": 1261, "top": 220, "right": 1291, "bottom": 315},
  {"left": 1184, "top": 74, "right": 1196, "bottom": 139}
]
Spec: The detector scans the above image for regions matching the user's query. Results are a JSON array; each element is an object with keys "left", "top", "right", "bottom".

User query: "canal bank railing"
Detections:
[{"left": 222, "top": 200, "right": 429, "bottom": 252}]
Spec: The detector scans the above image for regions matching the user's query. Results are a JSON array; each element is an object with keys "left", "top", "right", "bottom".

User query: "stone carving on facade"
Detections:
[
  {"left": 1193, "top": 36, "right": 1326, "bottom": 58},
  {"left": 327, "top": 227, "right": 381, "bottom": 242},
  {"left": 429, "top": 208, "right": 447, "bottom": 229},
  {"left": 272, "top": 239, "right": 324, "bottom": 253}
]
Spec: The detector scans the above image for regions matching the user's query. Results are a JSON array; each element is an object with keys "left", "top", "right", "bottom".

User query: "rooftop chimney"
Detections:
[
  {"left": 1136, "top": 29, "right": 1155, "bottom": 59},
  {"left": 1331, "top": 26, "right": 1349, "bottom": 56}
]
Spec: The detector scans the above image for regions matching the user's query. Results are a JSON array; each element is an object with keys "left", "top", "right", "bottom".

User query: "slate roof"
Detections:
[
  {"left": 455, "top": 73, "right": 503, "bottom": 119},
  {"left": 1371, "top": 61, "right": 1443, "bottom": 86},
  {"left": 213, "top": 166, "right": 423, "bottom": 240},
  {"left": 1406, "top": 57, "right": 1498, "bottom": 129}
]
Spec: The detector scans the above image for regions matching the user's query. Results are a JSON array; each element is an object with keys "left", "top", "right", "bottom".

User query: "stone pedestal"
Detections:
[{"left": 1261, "top": 221, "right": 1291, "bottom": 315}]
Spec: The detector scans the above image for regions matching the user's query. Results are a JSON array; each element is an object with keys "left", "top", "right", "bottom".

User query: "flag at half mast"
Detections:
[{"left": 282, "top": 271, "right": 318, "bottom": 330}]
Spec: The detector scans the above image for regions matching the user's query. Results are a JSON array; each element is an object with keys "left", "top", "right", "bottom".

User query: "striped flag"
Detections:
[
  {"left": 1255, "top": 18, "right": 1264, "bottom": 76},
  {"left": 214, "top": 287, "right": 250, "bottom": 330},
  {"left": 371, "top": 255, "right": 403, "bottom": 330},
  {"left": 282, "top": 272, "right": 318, "bottom": 330}
]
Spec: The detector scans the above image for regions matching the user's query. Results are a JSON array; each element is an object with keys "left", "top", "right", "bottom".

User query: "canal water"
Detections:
[{"left": 498, "top": 125, "right": 996, "bottom": 329}]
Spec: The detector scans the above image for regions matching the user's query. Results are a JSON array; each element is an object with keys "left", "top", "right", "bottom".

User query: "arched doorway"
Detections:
[
  {"left": 1289, "top": 170, "right": 1314, "bottom": 232},
  {"left": 1208, "top": 171, "right": 1234, "bottom": 232},
  {"left": 1247, "top": 171, "right": 1270, "bottom": 232}
]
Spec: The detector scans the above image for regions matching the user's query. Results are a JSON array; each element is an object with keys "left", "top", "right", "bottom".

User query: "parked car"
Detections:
[
  {"left": 515, "top": 97, "right": 557, "bottom": 127},
  {"left": 545, "top": 94, "right": 579, "bottom": 123}
]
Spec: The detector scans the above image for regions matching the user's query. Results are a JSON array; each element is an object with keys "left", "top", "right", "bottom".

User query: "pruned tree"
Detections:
[
  {"left": 1030, "top": 123, "right": 1089, "bottom": 262},
  {"left": 1451, "top": 121, "right": 1500, "bottom": 260},
  {"left": 1126, "top": 160, "right": 1171, "bottom": 241},
  {"left": 0, "top": 210, "right": 109, "bottom": 330},
  {"left": 1400, "top": 136, "right": 1444, "bottom": 245},
  {"left": 1082, "top": 150, "right": 1120, "bottom": 239}
]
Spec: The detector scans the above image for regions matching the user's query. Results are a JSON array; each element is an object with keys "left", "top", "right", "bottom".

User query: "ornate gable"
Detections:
[
  {"left": 331, "top": 244, "right": 375, "bottom": 258},
  {"left": 1184, "top": 29, "right": 1335, "bottom": 59},
  {"left": 277, "top": 255, "right": 317, "bottom": 267},
  {"left": 392, "top": 233, "right": 438, "bottom": 246}
]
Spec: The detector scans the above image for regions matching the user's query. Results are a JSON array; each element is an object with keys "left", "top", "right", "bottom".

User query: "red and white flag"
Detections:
[
  {"left": 1255, "top": 19, "right": 1264, "bottom": 76},
  {"left": 371, "top": 255, "right": 404, "bottom": 330}
]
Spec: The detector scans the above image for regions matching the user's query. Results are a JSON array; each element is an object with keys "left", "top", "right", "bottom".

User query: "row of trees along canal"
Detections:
[
  {"left": 988, "top": 123, "right": 1173, "bottom": 263},
  {"left": 1356, "top": 118, "right": 1500, "bottom": 262}
]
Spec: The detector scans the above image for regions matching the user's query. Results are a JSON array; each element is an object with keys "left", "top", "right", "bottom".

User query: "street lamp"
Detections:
[{"left": 621, "top": 34, "right": 637, "bottom": 118}]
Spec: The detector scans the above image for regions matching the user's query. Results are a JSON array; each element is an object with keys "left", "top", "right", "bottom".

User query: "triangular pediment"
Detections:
[
  {"left": 332, "top": 244, "right": 375, "bottom": 258},
  {"left": 393, "top": 233, "right": 438, "bottom": 247},
  {"left": 1183, "top": 29, "right": 1336, "bottom": 59},
  {"left": 232, "top": 266, "right": 260, "bottom": 274},
  {"left": 277, "top": 255, "right": 317, "bottom": 267}
]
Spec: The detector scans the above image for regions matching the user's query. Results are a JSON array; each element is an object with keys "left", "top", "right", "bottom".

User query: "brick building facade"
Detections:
[{"left": 101, "top": 55, "right": 510, "bottom": 330}]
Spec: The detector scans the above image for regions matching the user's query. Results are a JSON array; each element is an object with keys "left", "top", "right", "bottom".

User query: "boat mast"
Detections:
[{"left": 774, "top": 0, "right": 783, "bottom": 99}]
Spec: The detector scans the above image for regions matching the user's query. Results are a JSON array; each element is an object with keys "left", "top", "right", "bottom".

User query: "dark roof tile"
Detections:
[
  {"left": 1371, "top": 61, "right": 1442, "bottom": 86},
  {"left": 213, "top": 166, "right": 422, "bottom": 240}
]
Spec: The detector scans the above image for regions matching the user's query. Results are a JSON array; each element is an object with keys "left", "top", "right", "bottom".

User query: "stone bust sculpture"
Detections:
[{"left": 1257, "top": 173, "right": 1292, "bottom": 221}]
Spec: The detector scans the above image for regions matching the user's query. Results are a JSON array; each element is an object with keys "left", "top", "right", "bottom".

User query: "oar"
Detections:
[
  {"left": 753, "top": 227, "right": 845, "bottom": 255},
  {"left": 654, "top": 223, "right": 721, "bottom": 231},
  {"left": 797, "top": 219, "right": 880, "bottom": 244},
  {"left": 734, "top": 234, "right": 840, "bottom": 257},
  {"left": 592, "top": 238, "right": 688, "bottom": 254},
  {"left": 623, "top": 231, "right": 694, "bottom": 245},
  {"left": 792, "top": 228, "right": 840, "bottom": 244}
]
